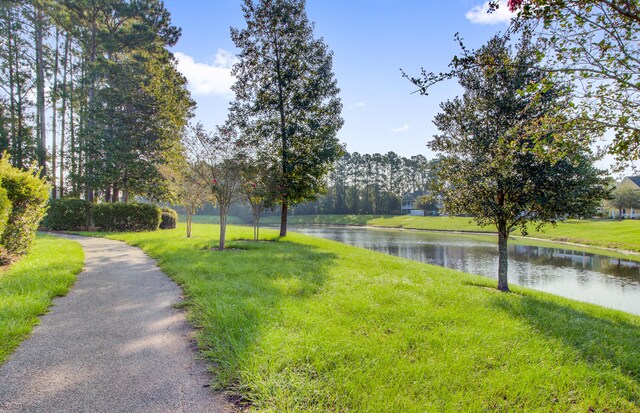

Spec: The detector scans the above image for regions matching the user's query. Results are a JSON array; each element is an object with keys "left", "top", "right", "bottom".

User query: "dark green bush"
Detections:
[
  {"left": 43, "top": 198, "right": 92, "bottom": 231},
  {"left": 0, "top": 157, "right": 50, "bottom": 256},
  {"left": 159, "top": 207, "right": 178, "bottom": 230},
  {"left": 92, "top": 202, "right": 161, "bottom": 232}
]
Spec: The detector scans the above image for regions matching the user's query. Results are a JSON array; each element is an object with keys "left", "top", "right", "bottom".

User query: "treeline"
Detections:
[
  {"left": 0, "top": 0, "right": 193, "bottom": 202},
  {"left": 294, "top": 151, "right": 438, "bottom": 215}
]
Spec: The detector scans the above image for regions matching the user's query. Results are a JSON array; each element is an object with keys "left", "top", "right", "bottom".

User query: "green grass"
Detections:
[
  {"left": 0, "top": 235, "right": 84, "bottom": 364},
  {"left": 102, "top": 223, "right": 640, "bottom": 412},
  {"left": 260, "top": 214, "right": 390, "bottom": 226},
  {"left": 178, "top": 214, "right": 246, "bottom": 225}
]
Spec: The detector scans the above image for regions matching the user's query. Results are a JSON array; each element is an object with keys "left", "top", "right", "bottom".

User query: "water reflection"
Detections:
[{"left": 290, "top": 225, "right": 640, "bottom": 315}]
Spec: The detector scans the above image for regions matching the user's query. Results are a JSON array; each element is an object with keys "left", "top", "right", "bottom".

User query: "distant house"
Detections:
[
  {"left": 610, "top": 176, "right": 640, "bottom": 219},
  {"left": 400, "top": 191, "right": 438, "bottom": 216}
]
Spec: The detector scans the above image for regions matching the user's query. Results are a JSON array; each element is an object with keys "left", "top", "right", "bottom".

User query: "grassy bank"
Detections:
[
  {"left": 0, "top": 235, "right": 84, "bottom": 364},
  {"left": 178, "top": 214, "right": 245, "bottom": 225},
  {"left": 261, "top": 214, "right": 389, "bottom": 226},
  {"left": 105, "top": 223, "right": 640, "bottom": 412}
]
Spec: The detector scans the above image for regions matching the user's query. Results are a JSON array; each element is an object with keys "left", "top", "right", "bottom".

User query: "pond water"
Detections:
[{"left": 289, "top": 225, "right": 640, "bottom": 315}]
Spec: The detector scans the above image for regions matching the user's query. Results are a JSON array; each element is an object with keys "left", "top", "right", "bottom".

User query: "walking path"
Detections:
[{"left": 0, "top": 235, "right": 231, "bottom": 412}]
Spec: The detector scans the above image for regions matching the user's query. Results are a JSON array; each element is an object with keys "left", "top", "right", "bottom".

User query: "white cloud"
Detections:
[
  {"left": 465, "top": 0, "right": 515, "bottom": 25},
  {"left": 174, "top": 50, "right": 237, "bottom": 96},
  {"left": 347, "top": 102, "right": 366, "bottom": 110},
  {"left": 390, "top": 124, "right": 410, "bottom": 133}
]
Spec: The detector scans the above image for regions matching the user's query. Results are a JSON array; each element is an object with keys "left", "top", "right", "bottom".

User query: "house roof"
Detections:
[
  {"left": 627, "top": 176, "right": 640, "bottom": 188},
  {"left": 402, "top": 191, "right": 427, "bottom": 201}
]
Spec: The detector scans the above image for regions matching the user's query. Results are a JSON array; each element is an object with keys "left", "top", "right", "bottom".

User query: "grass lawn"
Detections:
[
  {"left": 0, "top": 235, "right": 84, "bottom": 364},
  {"left": 104, "top": 223, "right": 640, "bottom": 412},
  {"left": 178, "top": 214, "right": 246, "bottom": 225},
  {"left": 261, "top": 214, "right": 390, "bottom": 226}
]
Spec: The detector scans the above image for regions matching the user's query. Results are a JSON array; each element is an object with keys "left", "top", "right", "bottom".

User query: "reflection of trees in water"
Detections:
[{"left": 303, "top": 226, "right": 640, "bottom": 288}]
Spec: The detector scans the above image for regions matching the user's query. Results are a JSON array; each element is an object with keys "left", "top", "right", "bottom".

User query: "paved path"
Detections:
[{"left": 0, "top": 235, "right": 231, "bottom": 412}]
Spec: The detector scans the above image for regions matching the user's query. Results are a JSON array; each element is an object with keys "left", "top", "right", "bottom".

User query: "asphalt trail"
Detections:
[{"left": 0, "top": 235, "right": 231, "bottom": 412}]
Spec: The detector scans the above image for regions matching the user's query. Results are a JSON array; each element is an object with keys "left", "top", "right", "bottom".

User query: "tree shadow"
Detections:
[
  {"left": 490, "top": 293, "right": 640, "bottom": 403},
  {"left": 139, "top": 235, "right": 338, "bottom": 403}
]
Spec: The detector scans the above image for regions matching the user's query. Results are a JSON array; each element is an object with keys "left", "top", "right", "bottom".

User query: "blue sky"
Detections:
[{"left": 161, "top": 1, "right": 519, "bottom": 158}]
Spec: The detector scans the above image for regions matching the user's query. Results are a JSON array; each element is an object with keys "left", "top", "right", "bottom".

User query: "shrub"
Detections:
[
  {"left": 92, "top": 202, "right": 161, "bottom": 232},
  {"left": 159, "top": 207, "right": 178, "bottom": 230},
  {"left": 0, "top": 186, "right": 12, "bottom": 235},
  {"left": 0, "top": 158, "right": 49, "bottom": 257},
  {"left": 42, "top": 198, "right": 92, "bottom": 231}
]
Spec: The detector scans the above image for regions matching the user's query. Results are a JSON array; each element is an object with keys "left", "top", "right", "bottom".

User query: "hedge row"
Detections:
[
  {"left": 43, "top": 199, "right": 178, "bottom": 233},
  {"left": 0, "top": 157, "right": 50, "bottom": 261}
]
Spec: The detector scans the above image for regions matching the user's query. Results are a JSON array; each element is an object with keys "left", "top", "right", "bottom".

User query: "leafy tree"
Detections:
[
  {"left": 188, "top": 124, "right": 244, "bottom": 250},
  {"left": 157, "top": 162, "right": 205, "bottom": 238},
  {"left": 409, "top": 34, "right": 609, "bottom": 291},
  {"left": 609, "top": 186, "right": 640, "bottom": 219},
  {"left": 493, "top": 0, "right": 640, "bottom": 167},
  {"left": 241, "top": 160, "right": 276, "bottom": 241},
  {"left": 228, "top": 0, "right": 344, "bottom": 236}
]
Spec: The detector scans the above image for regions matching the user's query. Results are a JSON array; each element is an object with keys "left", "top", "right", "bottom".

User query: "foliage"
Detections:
[
  {"left": 159, "top": 207, "right": 178, "bottom": 230},
  {"left": 497, "top": 0, "right": 640, "bottom": 167},
  {"left": 157, "top": 159, "right": 206, "bottom": 238},
  {"left": 407, "top": 33, "right": 609, "bottom": 291},
  {"left": 0, "top": 156, "right": 49, "bottom": 257},
  {"left": 42, "top": 198, "right": 92, "bottom": 231},
  {"left": 609, "top": 186, "right": 640, "bottom": 218},
  {"left": 92, "top": 202, "right": 161, "bottom": 232},
  {"left": 0, "top": 235, "right": 83, "bottom": 364},
  {"left": 187, "top": 123, "right": 244, "bottom": 249},
  {"left": 228, "top": 0, "right": 344, "bottom": 236},
  {"left": 104, "top": 223, "right": 640, "bottom": 412},
  {"left": 0, "top": 185, "right": 12, "bottom": 240}
]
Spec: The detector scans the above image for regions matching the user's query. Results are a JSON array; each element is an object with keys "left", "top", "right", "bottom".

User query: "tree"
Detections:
[
  {"left": 228, "top": 0, "right": 344, "bottom": 237},
  {"left": 409, "top": 34, "right": 609, "bottom": 291},
  {"left": 241, "top": 160, "right": 275, "bottom": 241},
  {"left": 492, "top": 0, "right": 640, "bottom": 167},
  {"left": 158, "top": 162, "right": 205, "bottom": 238},
  {"left": 188, "top": 124, "right": 244, "bottom": 250},
  {"left": 609, "top": 186, "right": 640, "bottom": 219}
]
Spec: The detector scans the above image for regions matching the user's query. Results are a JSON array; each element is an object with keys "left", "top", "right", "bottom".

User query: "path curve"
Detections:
[{"left": 0, "top": 235, "right": 231, "bottom": 412}]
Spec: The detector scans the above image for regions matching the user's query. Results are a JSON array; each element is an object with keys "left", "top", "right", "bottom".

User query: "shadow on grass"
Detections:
[
  {"left": 135, "top": 234, "right": 338, "bottom": 402},
  {"left": 491, "top": 294, "right": 640, "bottom": 403}
]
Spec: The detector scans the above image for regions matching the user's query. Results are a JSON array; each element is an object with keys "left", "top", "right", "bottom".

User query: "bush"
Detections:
[
  {"left": 0, "top": 158, "right": 49, "bottom": 257},
  {"left": 159, "top": 207, "right": 178, "bottom": 230},
  {"left": 0, "top": 186, "right": 12, "bottom": 237},
  {"left": 42, "top": 198, "right": 92, "bottom": 231},
  {"left": 92, "top": 202, "right": 161, "bottom": 232}
]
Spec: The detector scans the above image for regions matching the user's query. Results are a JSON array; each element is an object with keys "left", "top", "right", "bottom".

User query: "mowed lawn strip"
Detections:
[
  {"left": 0, "top": 235, "right": 84, "bottom": 364},
  {"left": 105, "top": 223, "right": 640, "bottom": 412}
]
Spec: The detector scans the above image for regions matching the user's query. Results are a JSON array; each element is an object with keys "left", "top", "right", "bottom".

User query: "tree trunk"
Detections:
[
  {"left": 187, "top": 214, "right": 192, "bottom": 238},
  {"left": 59, "top": 33, "right": 70, "bottom": 198},
  {"left": 497, "top": 230, "right": 510, "bottom": 292},
  {"left": 280, "top": 199, "right": 288, "bottom": 237},
  {"left": 219, "top": 206, "right": 227, "bottom": 250},
  {"left": 35, "top": 5, "right": 47, "bottom": 175},
  {"left": 51, "top": 27, "right": 60, "bottom": 199}
]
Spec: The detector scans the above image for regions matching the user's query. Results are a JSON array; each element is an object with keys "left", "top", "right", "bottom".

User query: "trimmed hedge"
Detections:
[
  {"left": 43, "top": 198, "right": 92, "bottom": 231},
  {"left": 0, "top": 157, "right": 49, "bottom": 256},
  {"left": 92, "top": 202, "right": 161, "bottom": 232},
  {"left": 159, "top": 207, "right": 178, "bottom": 230}
]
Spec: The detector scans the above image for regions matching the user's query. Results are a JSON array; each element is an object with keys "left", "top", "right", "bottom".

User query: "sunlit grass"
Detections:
[
  {"left": 0, "top": 235, "right": 84, "bottom": 364},
  {"left": 104, "top": 223, "right": 640, "bottom": 412}
]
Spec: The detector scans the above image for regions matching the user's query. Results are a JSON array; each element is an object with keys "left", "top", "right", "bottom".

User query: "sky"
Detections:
[{"left": 161, "top": 0, "right": 520, "bottom": 160}]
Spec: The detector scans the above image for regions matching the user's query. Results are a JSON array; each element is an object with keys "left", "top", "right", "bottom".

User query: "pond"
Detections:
[{"left": 289, "top": 225, "right": 640, "bottom": 316}]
